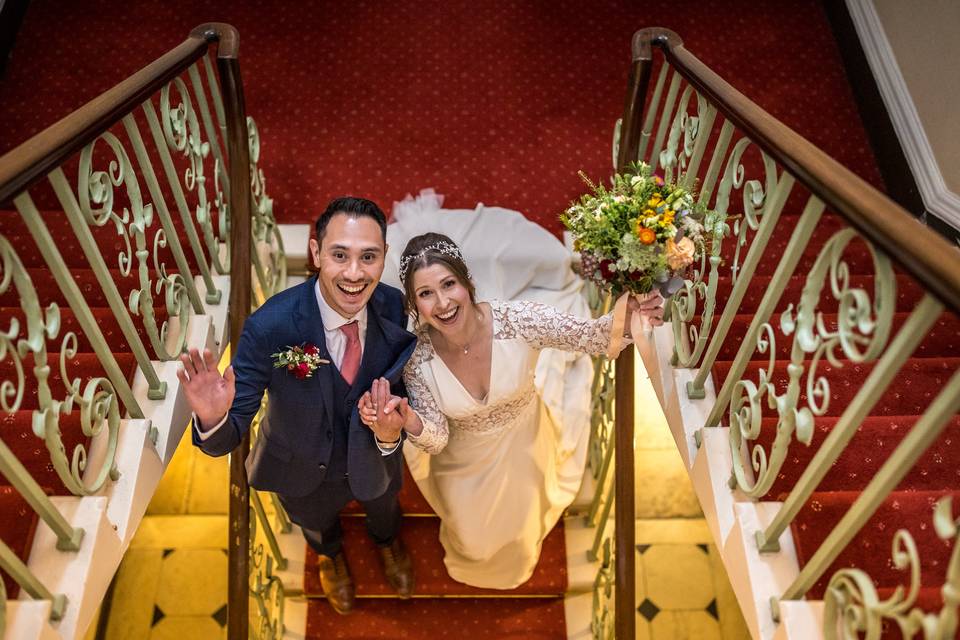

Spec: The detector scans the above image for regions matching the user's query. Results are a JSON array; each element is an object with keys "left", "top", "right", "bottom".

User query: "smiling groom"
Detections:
[{"left": 177, "top": 197, "right": 418, "bottom": 615}]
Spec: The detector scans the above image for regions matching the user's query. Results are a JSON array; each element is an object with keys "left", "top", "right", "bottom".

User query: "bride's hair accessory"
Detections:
[{"left": 399, "top": 240, "right": 465, "bottom": 283}]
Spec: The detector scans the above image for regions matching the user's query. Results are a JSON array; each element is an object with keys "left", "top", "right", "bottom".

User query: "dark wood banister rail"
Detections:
[
  {"left": 631, "top": 27, "right": 960, "bottom": 315},
  {"left": 0, "top": 24, "right": 237, "bottom": 203},
  {"left": 0, "top": 23, "right": 252, "bottom": 638}
]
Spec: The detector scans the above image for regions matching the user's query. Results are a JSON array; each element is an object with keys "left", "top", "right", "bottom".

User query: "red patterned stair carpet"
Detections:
[
  {"left": 303, "top": 471, "right": 568, "bottom": 638},
  {"left": 3, "top": 0, "right": 946, "bottom": 637}
]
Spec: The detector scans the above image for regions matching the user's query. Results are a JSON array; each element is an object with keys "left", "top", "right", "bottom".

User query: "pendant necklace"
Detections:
[{"left": 452, "top": 307, "right": 484, "bottom": 355}]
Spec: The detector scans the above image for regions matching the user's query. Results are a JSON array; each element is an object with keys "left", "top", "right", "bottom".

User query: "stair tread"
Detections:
[
  {"left": 790, "top": 489, "right": 960, "bottom": 599},
  {"left": 303, "top": 517, "right": 567, "bottom": 596},
  {"left": 305, "top": 596, "right": 566, "bottom": 639},
  {"left": 745, "top": 415, "right": 960, "bottom": 495},
  {"left": 0, "top": 411, "right": 90, "bottom": 493},
  {"left": 712, "top": 357, "right": 960, "bottom": 418},
  {"left": 698, "top": 310, "right": 960, "bottom": 361}
]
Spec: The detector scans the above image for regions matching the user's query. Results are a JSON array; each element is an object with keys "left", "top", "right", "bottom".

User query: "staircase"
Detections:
[
  {"left": 2, "top": 12, "right": 958, "bottom": 640},
  {"left": 0, "top": 23, "right": 272, "bottom": 639},
  {"left": 620, "top": 28, "right": 960, "bottom": 640}
]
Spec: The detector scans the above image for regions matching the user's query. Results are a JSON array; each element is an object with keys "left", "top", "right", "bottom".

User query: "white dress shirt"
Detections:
[{"left": 194, "top": 279, "right": 400, "bottom": 455}]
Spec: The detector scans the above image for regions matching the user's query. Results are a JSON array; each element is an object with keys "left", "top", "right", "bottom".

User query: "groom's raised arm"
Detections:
[{"left": 183, "top": 317, "right": 273, "bottom": 457}]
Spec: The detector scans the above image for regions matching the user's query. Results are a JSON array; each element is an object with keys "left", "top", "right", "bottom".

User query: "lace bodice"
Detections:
[{"left": 404, "top": 300, "right": 613, "bottom": 454}]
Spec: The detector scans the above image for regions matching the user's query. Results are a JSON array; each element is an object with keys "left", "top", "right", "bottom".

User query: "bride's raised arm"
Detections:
[
  {"left": 402, "top": 349, "right": 449, "bottom": 455},
  {"left": 495, "top": 299, "right": 624, "bottom": 356}
]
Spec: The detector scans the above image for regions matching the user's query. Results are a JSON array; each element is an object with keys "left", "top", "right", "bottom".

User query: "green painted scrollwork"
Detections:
[
  {"left": 585, "top": 293, "right": 617, "bottom": 560},
  {"left": 0, "top": 234, "right": 120, "bottom": 495},
  {"left": 591, "top": 537, "right": 615, "bottom": 640},
  {"left": 659, "top": 85, "right": 714, "bottom": 186},
  {"left": 78, "top": 132, "right": 190, "bottom": 361},
  {"left": 248, "top": 497, "right": 285, "bottom": 640},
  {"left": 161, "top": 77, "right": 230, "bottom": 276},
  {"left": 716, "top": 140, "right": 779, "bottom": 286},
  {"left": 670, "top": 137, "right": 773, "bottom": 368},
  {"left": 247, "top": 116, "right": 287, "bottom": 302},
  {"left": 729, "top": 229, "right": 895, "bottom": 498},
  {"left": 823, "top": 496, "right": 959, "bottom": 639}
]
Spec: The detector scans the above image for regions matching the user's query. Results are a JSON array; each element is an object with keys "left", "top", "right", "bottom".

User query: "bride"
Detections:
[{"left": 359, "top": 231, "right": 663, "bottom": 589}]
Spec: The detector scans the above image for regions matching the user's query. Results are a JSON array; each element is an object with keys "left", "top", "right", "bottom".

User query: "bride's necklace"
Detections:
[{"left": 440, "top": 306, "right": 484, "bottom": 355}]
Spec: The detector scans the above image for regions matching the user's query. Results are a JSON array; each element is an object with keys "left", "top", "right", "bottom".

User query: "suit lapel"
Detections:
[
  {"left": 351, "top": 306, "right": 390, "bottom": 396},
  {"left": 293, "top": 277, "right": 336, "bottom": 427}
]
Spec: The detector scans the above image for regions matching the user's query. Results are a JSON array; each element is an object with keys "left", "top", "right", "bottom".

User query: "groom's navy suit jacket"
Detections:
[{"left": 192, "top": 277, "right": 417, "bottom": 502}]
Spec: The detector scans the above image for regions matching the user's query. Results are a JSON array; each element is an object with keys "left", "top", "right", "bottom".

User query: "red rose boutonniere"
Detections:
[{"left": 271, "top": 343, "right": 330, "bottom": 379}]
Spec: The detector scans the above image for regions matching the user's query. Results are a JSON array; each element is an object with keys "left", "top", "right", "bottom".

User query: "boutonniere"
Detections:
[{"left": 271, "top": 343, "right": 330, "bottom": 379}]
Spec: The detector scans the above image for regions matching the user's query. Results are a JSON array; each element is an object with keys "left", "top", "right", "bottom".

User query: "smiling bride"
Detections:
[{"left": 359, "top": 230, "right": 662, "bottom": 589}]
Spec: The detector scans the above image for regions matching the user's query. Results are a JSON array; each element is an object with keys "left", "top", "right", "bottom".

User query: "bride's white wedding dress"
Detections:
[{"left": 382, "top": 191, "right": 612, "bottom": 589}]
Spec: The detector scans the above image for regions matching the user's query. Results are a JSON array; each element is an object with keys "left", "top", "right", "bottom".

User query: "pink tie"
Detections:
[{"left": 339, "top": 321, "right": 361, "bottom": 385}]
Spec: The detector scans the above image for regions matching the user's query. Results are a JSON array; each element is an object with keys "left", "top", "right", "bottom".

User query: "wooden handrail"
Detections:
[
  {"left": 632, "top": 27, "right": 960, "bottom": 314},
  {"left": 0, "top": 23, "right": 238, "bottom": 205}
]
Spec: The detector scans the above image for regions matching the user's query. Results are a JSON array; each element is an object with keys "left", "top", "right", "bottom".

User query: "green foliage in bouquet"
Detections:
[{"left": 561, "top": 162, "right": 725, "bottom": 296}]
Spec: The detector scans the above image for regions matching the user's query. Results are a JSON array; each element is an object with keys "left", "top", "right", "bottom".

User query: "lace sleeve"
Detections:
[
  {"left": 402, "top": 344, "right": 449, "bottom": 455},
  {"left": 495, "top": 300, "right": 615, "bottom": 355}
]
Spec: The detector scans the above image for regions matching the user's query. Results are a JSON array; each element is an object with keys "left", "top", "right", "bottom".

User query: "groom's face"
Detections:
[{"left": 309, "top": 212, "right": 387, "bottom": 318}]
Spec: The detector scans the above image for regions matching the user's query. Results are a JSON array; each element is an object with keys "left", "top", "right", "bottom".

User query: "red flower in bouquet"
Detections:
[{"left": 599, "top": 259, "right": 616, "bottom": 280}]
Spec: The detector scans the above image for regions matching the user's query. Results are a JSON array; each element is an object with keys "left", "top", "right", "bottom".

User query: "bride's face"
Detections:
[{"left": 412, "top": 263, "right": 474, "bottom": 336}]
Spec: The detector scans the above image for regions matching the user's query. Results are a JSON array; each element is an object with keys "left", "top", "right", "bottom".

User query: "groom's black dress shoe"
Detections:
[
  {"left": 379, "top": 538, "right": 415, "bottom": 598},
  {"left": 318, "top": 552, "right": 355, "bottom": 615}
]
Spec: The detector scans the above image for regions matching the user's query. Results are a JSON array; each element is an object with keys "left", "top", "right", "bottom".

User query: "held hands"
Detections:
[
  {"left": 358, "top": 377, "right": 411, "bottom": 444},
  {"left": 176, "top": 348, "right": 235, "bottom": 430}
]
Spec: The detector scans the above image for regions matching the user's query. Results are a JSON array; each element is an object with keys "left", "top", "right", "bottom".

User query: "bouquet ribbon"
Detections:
[{"left": 606, "top": 291, "right": 657, "bottom": 360}]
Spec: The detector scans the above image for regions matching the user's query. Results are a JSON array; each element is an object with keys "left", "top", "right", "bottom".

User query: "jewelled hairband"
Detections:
[{"left": 398, "top": 241, "right": 465, "bottom": 283}]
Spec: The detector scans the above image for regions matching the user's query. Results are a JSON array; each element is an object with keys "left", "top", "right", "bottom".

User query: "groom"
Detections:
[{"left": 177, "top": 197, "right": 418, "bottom": 615}]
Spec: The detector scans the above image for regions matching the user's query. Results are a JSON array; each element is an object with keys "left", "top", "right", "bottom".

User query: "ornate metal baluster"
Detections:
[
  {"left": 777, "top": 350, "right": 960, "bottom": 611},
  {"left": 202, "top": 54, "right": 229, "bottom": 173},
  {"left": 659, "top": 85, "right": 717, "bottom": 189},
  {"left": 697, "top": 119, "right": 735, "bottom": 207},
  {"left": 121, "top": 114, "right": 205, "bottom": 315},
  {"left": 700, "top": 195, "right": 825, "bottom": 426},
  {"left": 75, "top": 132, "right": 191, "bottom": 361},
  {"left": 188, "top": 63, "right": 231, "bottom": 204},
  {"left": 247, "top": 116, "right": 286, "bottom": 302},
  {"left": 248, "top": 491, "right": 284, "bottom": 640},
  {"left": 678, "top": 141, "right": 794, "bottom": 380},
  {"left": 251, "top": 490, "right": 287, "bottom": 571},
  {"left": 647, "top": 70, "right": 682, "bottom": 174},
  {"left": 14, "top": 190, "right": 152, "bottom": 412},
  {"left": 823, "top": 496, "right": 959, "bottom": 639},
  {"left": 728, "top": 229, "right": 896, "bottom": 501},
  {"left": 591, "top": 538, "right": 615, "bottom": 640},
  {"left": 142, "top": 97, "right": 222, "bottom": 304},
  {"left": 2, "top": 223, "right": 124, "bottom": 496},
  {"left": 757, "top": 294, "right": 937, "bottom": 553},
  {"left": 0, "top": 537, "right": 67, "bottom": 621},
  {"left": 160, "top": 78, "right": 230, "bottom": 277},
  {"left": 637, "top": 62, "right": 670, "bottom": 165}
]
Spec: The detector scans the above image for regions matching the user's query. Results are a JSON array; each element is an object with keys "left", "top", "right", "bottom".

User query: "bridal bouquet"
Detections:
[{"left": 561, "top": 162, "right": 723, "bottom": 297}]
